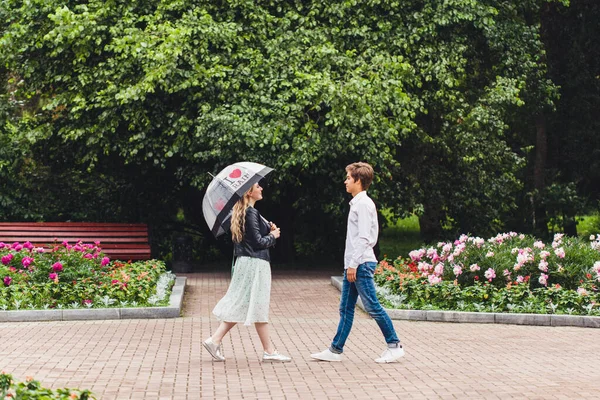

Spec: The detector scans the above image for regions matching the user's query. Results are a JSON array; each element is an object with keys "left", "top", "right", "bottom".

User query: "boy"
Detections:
[{"left": 311, "top": 162, "right": 404, "bottom": 363}]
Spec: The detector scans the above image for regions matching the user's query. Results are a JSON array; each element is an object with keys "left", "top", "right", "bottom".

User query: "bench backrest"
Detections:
[{"left": 0, "top": 222, "right": 151, "bottom": 261}]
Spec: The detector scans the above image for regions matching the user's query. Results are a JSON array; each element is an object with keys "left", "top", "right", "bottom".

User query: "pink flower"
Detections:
[
  {"left": 49, "top": 273, "right": 58, "bottom": 280},
  {"left": 101, "top": 257, "right": 110, "bottom": 267},
  {"left": 21, "top": 257, "right": 34, "bottom": 268},
  {"left": 83, "top": 253, "right": 94, "bottom": 259},
  {"left": 484, "top": 268, "right": 496, "bottom": 281},
  {"left": 3, "top": 276, "right": 11, "bottom": 286},
  {"left": 538, "top": 273, "right": 548, "bottom": 286},
  {"left": 516, "top": 275, "right": 525, "bottom": 284},
  {"left": 469, "top": 264, "right": 480, "bottom": 272},
  {"left": 1, "top": 254, "right": 14, "bottom": 265},
  {"left": 83, "top": 299, "right": 92, "bottom": 305},
  {"left": 554, "top": 248, "right": 565, "bottom": 259},
  {"left": 52, "top": 262, "right": 63, "bottom": 272},
  {"left": 533, "top": 241, "right": 545, "bottom": 249},
  {"left": 427, "top": 275, "right": 442, "bottom": 284},
  {"left": 577, "top": 287, "right": 588, "bottom": 296},
  {"left": 538, "top": 260, "right": 548, "bottom": 272},
  {"left": 12, "top": 244, "right": 23, "bottom": 252},
  {"left": 111, "top": 279, "right": 120, "bottom": 285},
  {"left": 0, "top": 242, "right": 5, "bottom": 249},
  {"left": 23, "top": 241, "right": 34, "bottom": 250}
]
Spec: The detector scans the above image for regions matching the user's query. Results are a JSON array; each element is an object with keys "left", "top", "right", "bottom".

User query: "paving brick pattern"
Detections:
[{"left": 1, "top": 269, "right": 600, "bottom": 399}]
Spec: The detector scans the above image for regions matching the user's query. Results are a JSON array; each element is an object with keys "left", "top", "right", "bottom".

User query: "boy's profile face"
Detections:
[{"left": 344, "top": 171, "right": 363, "bottom": 196}]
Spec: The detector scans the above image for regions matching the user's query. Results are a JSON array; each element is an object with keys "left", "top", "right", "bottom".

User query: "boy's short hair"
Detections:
[{"left": 346, "top": 162, "right": 374, "bottom": 190}]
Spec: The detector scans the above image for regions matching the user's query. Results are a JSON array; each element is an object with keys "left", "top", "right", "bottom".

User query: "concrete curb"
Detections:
[
  {"left": 331, "top": 276, "right": 600, "bottom": 328},
  {"left": 0, "top": 276, "right": 186, "bottom": 323}
]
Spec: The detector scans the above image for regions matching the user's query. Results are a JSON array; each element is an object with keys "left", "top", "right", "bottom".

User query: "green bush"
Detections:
[
  {"left": 375, "top": 232, "right": 600, "bottom": 315},
  {"left": 0, "top": 241, "right": 175, "bottom": 310},
  {"left": 1, "top": 372, "right": 95, "bottom": 399}
]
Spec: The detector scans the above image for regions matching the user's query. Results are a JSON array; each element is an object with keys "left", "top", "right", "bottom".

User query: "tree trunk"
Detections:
[
  {"left": 419, "top": 201, "right": 443, "bottom": 243},
  {"left": 533, "top": 114, "right": 548, "bottom": 236},
  {"left": 563, "top": 214, "right": 578, "bottom": 237}
]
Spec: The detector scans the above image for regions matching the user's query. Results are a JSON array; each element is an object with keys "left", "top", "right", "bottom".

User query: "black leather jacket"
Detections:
[{"left": 233, "top": 206, "right": 276, "bottom": 262}]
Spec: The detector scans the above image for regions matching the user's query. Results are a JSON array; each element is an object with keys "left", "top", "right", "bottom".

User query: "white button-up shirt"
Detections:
[{"left": 344, "top": 191, "right": 378, "bottom": 269}]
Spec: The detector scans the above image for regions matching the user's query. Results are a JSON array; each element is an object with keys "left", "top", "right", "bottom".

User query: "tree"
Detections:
[{"left": 0, "top": 0, "right": 568, "bottom": 261}]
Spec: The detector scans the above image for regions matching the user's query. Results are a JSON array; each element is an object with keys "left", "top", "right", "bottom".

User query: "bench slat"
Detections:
[{"left": 0, "top": 222, "right": 151, "bottom": 260}]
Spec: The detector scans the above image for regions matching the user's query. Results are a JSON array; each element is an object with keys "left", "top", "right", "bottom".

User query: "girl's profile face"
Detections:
[{"left": 248, "top": 183, "right": 263, "bottom": 202}]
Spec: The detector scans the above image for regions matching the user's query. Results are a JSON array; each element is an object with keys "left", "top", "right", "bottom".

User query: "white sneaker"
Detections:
[
  {"left": 310, "top": 349, "right": 343, "bottom": 362},
  {"left": 375, "top": 345, "right": 405, "bottom": 363},
  {"left": 203, "top": 338, "right": 225, "bottom": 362},
  {"left": 262, "top": 350, "right": 292, "bottom": 363}
]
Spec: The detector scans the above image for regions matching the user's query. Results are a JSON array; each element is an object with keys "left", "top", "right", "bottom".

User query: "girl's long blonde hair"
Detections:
[{"left": 230, "top": 186, "right": 254, "bottom": 243}]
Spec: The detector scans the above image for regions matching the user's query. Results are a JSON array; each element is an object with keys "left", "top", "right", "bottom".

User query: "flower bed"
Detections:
[
  {"left": 1, "top": 371, "right": 94, "bottom": 399},
  {"left": 375, "top": 233, "right": 600, "bottom": 315},
  {"left": 0, "top": 241, "right": 175, "bottom": 310}
]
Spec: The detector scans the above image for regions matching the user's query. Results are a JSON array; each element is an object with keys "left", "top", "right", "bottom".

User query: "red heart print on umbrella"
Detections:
[{"left": 229, "top": 169, "right": 242, "bottom": 179}]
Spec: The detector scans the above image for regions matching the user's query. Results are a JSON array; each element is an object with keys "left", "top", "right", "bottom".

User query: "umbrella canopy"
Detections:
[{"left": 202, "top": 162, "right": 274, "bottom": 238}]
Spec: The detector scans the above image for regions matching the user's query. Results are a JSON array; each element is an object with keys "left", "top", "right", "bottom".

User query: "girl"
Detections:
[{"left": 203, "top": 182, "right": 291, "bottom": 362}]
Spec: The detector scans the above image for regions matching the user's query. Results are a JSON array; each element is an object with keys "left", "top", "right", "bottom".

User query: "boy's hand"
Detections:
[{"left": 346, "top": 267, "right": 357, "bottom": 282}]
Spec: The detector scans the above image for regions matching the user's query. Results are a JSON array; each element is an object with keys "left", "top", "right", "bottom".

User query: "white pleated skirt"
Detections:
[{"left": 212, "top": 256, "right": 271, "bottom": 326}]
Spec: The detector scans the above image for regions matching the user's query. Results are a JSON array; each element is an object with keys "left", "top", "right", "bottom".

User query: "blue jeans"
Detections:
[{"left": 330, "top": 262, "right": 400, "bottom": 354}]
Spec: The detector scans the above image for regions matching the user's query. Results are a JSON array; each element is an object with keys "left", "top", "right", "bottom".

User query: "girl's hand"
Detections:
[
  {"left": 270, "top": 227, "right": 281, "bottom": 239},
  {"left": 270, "top": 222, "right": 278, "bottom": 231}
]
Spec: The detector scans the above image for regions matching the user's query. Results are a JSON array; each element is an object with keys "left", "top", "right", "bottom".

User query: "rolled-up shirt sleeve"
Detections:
[
  {"left": 345, "top": 192, "right": 378, "bottom": 269},
  {"left": 349, "top": 203, "right": 374, "bottom": 268}
]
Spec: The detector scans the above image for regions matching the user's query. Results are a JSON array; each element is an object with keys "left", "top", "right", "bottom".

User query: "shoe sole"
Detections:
[
  {"left": 203, "top": 341, "right": 225, "bottom": 362},
  {"left": 310, "top": 355, "right": 342, "bottom": 362},
  {"left": 262, "top": 358, "right": 292, "bottom": 363},
  {"left": 375, "top": 355, "right": 404, "bottom": 363}
]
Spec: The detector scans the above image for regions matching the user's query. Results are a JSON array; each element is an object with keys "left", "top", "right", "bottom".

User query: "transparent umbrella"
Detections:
[{"left": 202, "top": 162, "right": 274, "bottom": 238}]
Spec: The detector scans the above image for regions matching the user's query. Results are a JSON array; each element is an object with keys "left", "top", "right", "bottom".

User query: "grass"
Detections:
[
  {"left": 379, "top": 212, "right": 423, "bottom": 259},
  {"left": 577, "top": 213, "right": 600, "bottom": 237}
]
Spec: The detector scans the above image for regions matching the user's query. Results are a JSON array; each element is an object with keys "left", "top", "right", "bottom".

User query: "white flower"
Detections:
[
  {"left": 590, "top": 235, "right": 596, "bottom": 241},
  {"left": 486, "top": 251, "right": 494, "bottom": 258},
  {"left": 453, "top": 265, "right": 463, "bottom": 276}
]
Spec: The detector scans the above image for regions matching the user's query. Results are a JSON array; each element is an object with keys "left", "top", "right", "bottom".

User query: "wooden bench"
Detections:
[{"left": 0, "top": 222, "right": 151, "bottom": 261}]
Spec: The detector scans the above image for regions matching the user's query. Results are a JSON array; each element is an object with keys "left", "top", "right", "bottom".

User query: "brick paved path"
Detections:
[{"left": 1, "top": 269, "right": 600, "bottom": 399}]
